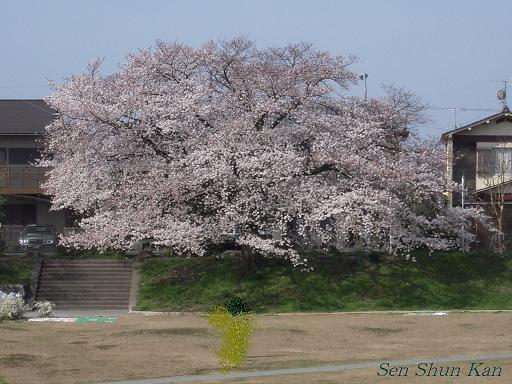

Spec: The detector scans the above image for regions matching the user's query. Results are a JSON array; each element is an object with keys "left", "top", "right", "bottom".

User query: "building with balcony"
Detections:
[
  {"left": 442, "top": 106, "right": 512, "bottom": 246},
  {"left": 0, "top": 100, "right": 69, "bottom": 249}
]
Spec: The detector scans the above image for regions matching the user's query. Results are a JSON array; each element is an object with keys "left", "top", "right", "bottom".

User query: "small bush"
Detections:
[
  {"left": 225, "top": 297, "right": 250, "bottom": 315},
  {"left": 0, "top": 291, "right": 29, "bottom": 320},
  {"left": 33, "top": 301, "right": 56, "bottom": 318},
  {"left": 0, "top": 375, "right": 8, "bottom": 384}
]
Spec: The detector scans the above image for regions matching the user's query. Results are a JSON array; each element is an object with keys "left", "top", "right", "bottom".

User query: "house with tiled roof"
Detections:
[
  {"left": 442, "top": 106, "right": 512, "bottom": 243},
  {"left": 0, "top": 100, "right": 70, "bottom": 250}
]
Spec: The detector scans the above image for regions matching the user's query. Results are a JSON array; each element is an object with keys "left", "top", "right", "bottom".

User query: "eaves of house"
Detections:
[{"left": 441, "top": 106, "right": 512, "bottom": 141}]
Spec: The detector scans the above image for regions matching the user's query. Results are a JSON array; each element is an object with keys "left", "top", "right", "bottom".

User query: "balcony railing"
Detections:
[{"left": 0, "top": 165, "right": 49, "bottom": 194}]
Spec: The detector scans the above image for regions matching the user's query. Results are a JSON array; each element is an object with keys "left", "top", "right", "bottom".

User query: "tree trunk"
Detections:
[
  {"left": 239, "top": 246, "right": 262, "bottom": 276},
  {"left": 497, "top": 206, "right": 505, "bottom": 253}
]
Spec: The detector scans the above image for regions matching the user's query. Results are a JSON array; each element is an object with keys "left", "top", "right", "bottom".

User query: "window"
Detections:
[
  {"left": 0, "top": 148, "right": 6, "bottom": 165},
  {"left": 0, "top": 205, "right": 36, "bottom": 225},
  {"left": 8, "top": 148, "right": 40, "bottom": 164},
  {"left": 492, "top": 147, "right": 512, "bottom": 175}
]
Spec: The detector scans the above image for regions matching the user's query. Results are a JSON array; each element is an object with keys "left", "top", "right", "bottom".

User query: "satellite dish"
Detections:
[{"left": 497, "top": 89, "right": 506, "bottom": 100}]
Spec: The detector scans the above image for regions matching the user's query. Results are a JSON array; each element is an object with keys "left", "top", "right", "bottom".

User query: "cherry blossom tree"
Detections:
[
  {"left": 475, "top": 144, "right": 512, "bottom": 253},
  {"left": 41, "top": 38, "right": 490, "bottom": 268}
]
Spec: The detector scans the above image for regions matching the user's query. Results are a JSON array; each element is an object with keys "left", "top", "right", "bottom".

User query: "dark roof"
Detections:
[
  {"left": 0, "top": 100, "right": 54, "bottom": 135},
  {"left": 440, "top": 106, "right": 511, "bottom": 141}
]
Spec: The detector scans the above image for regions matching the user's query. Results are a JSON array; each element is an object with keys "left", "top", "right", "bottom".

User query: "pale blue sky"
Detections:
[{"left": 1, "top": 0, "right": 511, "bottom": 136}]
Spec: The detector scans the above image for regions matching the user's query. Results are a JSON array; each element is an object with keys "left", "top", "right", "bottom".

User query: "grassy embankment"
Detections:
[
  {"left": 135, "top": 250, "right": 512, "bottom": 313},
  {"left": 47, "top": 247, "right": 127, "bottom": 260},
  {"left": 0, "top": 257, "right": 34, "bottom": 285},
  {"left": 3, "top": 247, "right": 511, "bottom": 313}
]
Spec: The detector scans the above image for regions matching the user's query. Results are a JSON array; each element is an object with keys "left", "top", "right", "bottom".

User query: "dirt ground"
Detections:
[
  {"left": 0, "top": 312, "right": 511, "bottom": 384},
  {"left": 227, "top": 360, "right": 512, "bottom": 384}
]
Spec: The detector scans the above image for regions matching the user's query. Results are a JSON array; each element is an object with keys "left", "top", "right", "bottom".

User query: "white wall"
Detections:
[{"left": 476, "top": 141, "right": 512, "bottom": 190}]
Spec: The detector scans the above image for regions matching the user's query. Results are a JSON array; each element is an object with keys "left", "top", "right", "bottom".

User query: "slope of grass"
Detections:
[
  {"left": 0, "top": 257, "right": 35, "bottom": 285},
  {"left": 51, "top": 246, "right": 127, "bottom": 260},
  {"left": 135, "top": 250, "right": 512, "bottom": 313}
]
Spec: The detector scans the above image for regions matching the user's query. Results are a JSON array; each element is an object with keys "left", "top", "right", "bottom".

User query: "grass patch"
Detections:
[
  {"left": 94, "top": 344, "right": 119, "bottom": 350},
  {"left": 0, "top": 324, "right": 25, "bottom": 331},
  {"left": 136, "top": 250, "right": 512, "bottom": 313},
  {"left": 0, "top": 257, "right": 35, "bottom": 284},
  {"left": 352, "top": 326, "right": 404, "bottom": 335},
  {"left": 115, "top": 327, "right": 210, "bottom": 337},
  {"left": 0, "top": 353, "right": 36, "bottom": 367},
  {"left": 51, "top": 247, "right": 127, "bottom": 260}
]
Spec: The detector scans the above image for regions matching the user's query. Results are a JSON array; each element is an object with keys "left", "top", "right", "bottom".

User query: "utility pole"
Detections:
[
  {"left": 388, "top": 196, "right": 393, "bottom": 255},
  {"left": 461, "top": 174, "right": 465, "bottom": 209},
  {"left": 359, "top": 73, "right": 368, "bottom": 101},
  {"left": 461, "top": 174, "right": 466, "bottom": 252}
]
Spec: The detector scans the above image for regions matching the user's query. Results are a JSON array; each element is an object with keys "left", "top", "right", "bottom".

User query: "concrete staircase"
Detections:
[{"left": 36, "top": 260, "right": 133, "bottom": 310}]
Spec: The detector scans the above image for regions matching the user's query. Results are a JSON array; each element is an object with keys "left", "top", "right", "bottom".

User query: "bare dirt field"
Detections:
[{"left": 0, "top": 312, "right": 511, "bottom": 384}]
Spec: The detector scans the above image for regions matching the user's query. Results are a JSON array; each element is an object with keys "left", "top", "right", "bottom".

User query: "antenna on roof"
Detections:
[
  {"left": 495, "top": 80, "right": 511, "bottom": 111},
  {"left": 430, "top": 106, "right": 498, "bottom": 129},
  {"left": 446, "top": 107, "right": 464, "bottom": 128},
  {"left": 430, "top": 107, "right": 466, "bottom": 128}
]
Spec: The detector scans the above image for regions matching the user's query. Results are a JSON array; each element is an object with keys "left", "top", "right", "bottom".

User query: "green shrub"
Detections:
[{"left": 225, "top": 297, "right": 250, "bottom": 315}]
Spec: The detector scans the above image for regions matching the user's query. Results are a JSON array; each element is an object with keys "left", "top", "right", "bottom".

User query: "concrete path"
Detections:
[
  {"left": 25, "top": 309, "right": 129, "bottom": 318},
  {"left": 24, "top": 309, "right": 512, "bottom": 319},
  {"left": 95, "top": 351, "right": 512, "bottom": 384}
]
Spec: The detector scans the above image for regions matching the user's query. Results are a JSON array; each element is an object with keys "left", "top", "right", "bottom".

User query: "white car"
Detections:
[{"left": 18, "top": 224, "right": 57, "bottom": 250}]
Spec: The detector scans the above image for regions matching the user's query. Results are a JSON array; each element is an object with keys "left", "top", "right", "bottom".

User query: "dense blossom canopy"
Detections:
[{"left": 42, "top": 38, "right": 489, "bottom": 265}]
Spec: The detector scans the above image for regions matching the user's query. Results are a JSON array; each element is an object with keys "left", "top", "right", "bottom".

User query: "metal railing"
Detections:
[{"left": 0, "top": 165, "right": 49, "bottom": 194}]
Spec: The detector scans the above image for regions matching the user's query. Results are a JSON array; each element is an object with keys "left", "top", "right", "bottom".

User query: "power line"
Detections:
[{"left": 429, "top": 107, "right": 497, "bottom": 111}]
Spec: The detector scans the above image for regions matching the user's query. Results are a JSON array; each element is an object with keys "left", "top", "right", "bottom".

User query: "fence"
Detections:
[{"left": 0, "top": 165, "right": 49, "bottom": 194}]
